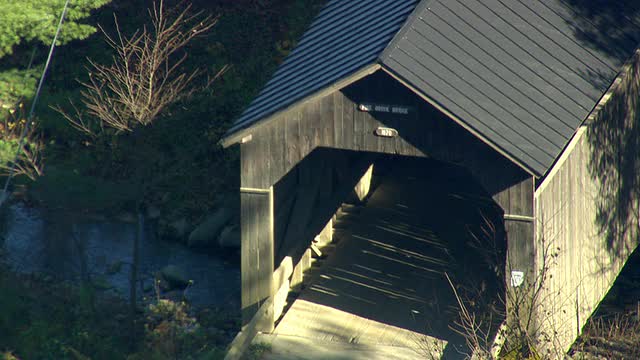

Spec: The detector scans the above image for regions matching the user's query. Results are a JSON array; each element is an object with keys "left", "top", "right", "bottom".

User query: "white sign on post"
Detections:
[{"left": 511, "top": 270, "right": 524, "bottom": 287}]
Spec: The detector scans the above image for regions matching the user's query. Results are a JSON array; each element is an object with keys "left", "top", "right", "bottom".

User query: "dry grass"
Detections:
[{"left": 571, "top": 312, "right": 640, "bottom": 359}]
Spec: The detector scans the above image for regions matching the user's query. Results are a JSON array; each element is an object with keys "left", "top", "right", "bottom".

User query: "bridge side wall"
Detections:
[{"left": 535, "top": 51, "right": 640, "bottom": 354}]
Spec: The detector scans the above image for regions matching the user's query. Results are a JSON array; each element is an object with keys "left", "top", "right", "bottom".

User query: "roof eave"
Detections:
[{"left": 536, "top": 49, "right": 640, "bottom": 194}]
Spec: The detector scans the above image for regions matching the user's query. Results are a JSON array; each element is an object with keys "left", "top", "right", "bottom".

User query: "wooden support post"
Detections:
[
  {"left": 240, "top": 186, "right": 275, "bottom": 331},
  {"left": 493, "top": 176, "right": 535, "bottom": 285},
  {"left": 493, "top": 176, "right": 535, "bottom": 332},
  {"left": 314, "top": 218, "right": 333, "bottom": 247}
]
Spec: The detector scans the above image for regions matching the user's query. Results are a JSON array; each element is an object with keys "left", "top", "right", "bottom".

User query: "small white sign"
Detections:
[
  {"left": 375, "top": 127, "right": 398, "bottom": 138},
  {"left": 511, "top": 270, "right": 524, "bottom": 287},
  {"left": 358, "top": 102, "right": 410, "bottom": 115}
]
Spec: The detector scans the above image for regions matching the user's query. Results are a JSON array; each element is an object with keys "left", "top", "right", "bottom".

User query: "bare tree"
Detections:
[
  {"left": 57, "top": 0, "right": 227, "bottom": 345},
  {"left": 445, "top": 218, "right": 567, "bottom": 360},
  {"left": 60, "top": 0, "right": 227, "bottom": 136}
]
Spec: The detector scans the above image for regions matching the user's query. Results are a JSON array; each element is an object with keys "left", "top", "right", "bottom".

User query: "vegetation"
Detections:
[
  {"left": 56, "top": 0, "right": 227, "bottom": 344},
  {"left": 0, "top": 0, "right": 325, "bottom": 358},
  {"left": 1, "top": 2, "right": 640, "bottom": 359},
  {"left": 0, "top": 0, "right": 109, "bottom": 182},
  {"left": 15, "top": 0, "right": 325, "bottom": 218},
  {"left": 436, "top": 217, "right": 565, "bottom": 359},
  {"left": 0, "top": 266, "right": 236, "bottom": 359},
  {"left": 0, "top": 0, "right": 111, "bottom": 106}
]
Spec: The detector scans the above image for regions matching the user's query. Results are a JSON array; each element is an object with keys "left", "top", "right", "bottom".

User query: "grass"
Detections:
[{"left": 571, "top": 313, "right": 640, "bottom": 359}]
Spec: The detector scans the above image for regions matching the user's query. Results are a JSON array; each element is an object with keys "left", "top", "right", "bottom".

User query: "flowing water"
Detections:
[{"left": 0, "top": 202, "right": 240, "bottom": 310}]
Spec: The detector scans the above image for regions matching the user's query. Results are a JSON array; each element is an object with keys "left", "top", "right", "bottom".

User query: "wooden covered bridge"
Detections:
[{"left": 221, "top": 0, "right": 640, "bottom": 358}]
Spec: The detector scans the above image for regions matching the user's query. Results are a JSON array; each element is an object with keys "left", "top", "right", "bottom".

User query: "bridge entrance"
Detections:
[
  {"left": 224, "top": 69, "right": 535, "bottom": 360},
  {"left": 256, "top": 155, "right": 506, "bottom": 359}
]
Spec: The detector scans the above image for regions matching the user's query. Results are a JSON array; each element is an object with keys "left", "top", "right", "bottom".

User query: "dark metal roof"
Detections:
[
  {"left": 381, "top": 0, "right": 640, "bottom": 175},
  {"left": 224, "top": 0, "right": 640, "bottom": 176},
  {"left": 225, "top": 0, "right": 419, "bottom": 137}
]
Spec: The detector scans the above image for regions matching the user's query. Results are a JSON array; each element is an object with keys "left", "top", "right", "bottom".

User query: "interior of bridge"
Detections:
[{"left": 271, "top": 153, "right": 508, "bottom": 359}]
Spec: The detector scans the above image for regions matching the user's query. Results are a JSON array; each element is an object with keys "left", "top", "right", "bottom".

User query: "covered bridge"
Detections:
[{"left": 221, "top": 0, "right": 640, "bottom": 358}]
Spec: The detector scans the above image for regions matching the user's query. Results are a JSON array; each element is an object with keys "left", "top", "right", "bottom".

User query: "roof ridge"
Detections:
[{"left": 379, "top": 0, "right": 435, "bottom": 62}]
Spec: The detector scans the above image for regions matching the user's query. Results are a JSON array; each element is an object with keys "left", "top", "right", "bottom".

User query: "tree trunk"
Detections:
[{"left": 129, "top": 204, "right": 144, "bottom": 347}]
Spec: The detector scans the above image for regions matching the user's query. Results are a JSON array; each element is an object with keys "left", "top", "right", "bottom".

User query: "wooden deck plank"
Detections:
[{"left": 255, "top": 333, "right": 444, "bottom": 360}]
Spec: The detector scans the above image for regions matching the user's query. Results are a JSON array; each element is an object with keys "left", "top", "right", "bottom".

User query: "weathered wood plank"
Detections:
[
  {"left": 270, "top": 116, "right": 286, "bottom": 188},
  {"left": 299, "top": 104, "right": 313, "bottom": 165},
  {"left": 283, "top": 108, "right": 301, "bottom": 175},
  {"left": 333, "top": 91, "right": 344, "bottom": 149},
  {"left": 278, "top": 155, "right": 327, "bottom": 260},
  {"left": 240, "top": 191, "right": 253, "bottom": 325},
  {"left": 322, "top": 93, "right": 335, "bottom": 148},
  {"left": 341, "top": 92, "right": 354, "bottom": 150},
  {"left": 240, "top": 191, "right": 273, "bottom": 327}
]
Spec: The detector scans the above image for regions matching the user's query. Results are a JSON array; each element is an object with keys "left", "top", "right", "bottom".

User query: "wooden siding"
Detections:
[
  {"left": 535, "top": 51, "right": 640, "bottom": 353},
  {"left": 241, "top": 70, "right": 527, "bottom": 196}
]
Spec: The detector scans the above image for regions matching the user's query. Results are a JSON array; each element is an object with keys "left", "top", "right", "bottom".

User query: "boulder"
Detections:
[
  {"left": 188, "top": 207, "right": 233, "bottom": 248},
  {"left": 169, "top": 218, "right": 191, "bottom": 239},
  {"left": 157, "top": 217, "right": 191, "bottom": 241},
  {"left": 92, "top": 276, "right": 114, "bottom": 290},
  {"left": 106, "top": 261, "right": 123, "bottom": 275},
  {"left": 160, "top": 265, "right": 190, "bottom": 289},
  {"left": 147, "top": 205, "right": 161, "bottom": 220},
  {"left": 217, "top": 225, "right": 240, "bottom": 248},
  {"left": 143, "top": 281, "right": 154, "bottom": 293}
]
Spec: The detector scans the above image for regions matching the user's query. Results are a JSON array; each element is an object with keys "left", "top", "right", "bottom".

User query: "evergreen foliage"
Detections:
[
  {"left": 0, "top": 0, "right": 110, "bottom": 107},
  {"left": 0, "top": 0, "right": 110, "bottom": 57}
]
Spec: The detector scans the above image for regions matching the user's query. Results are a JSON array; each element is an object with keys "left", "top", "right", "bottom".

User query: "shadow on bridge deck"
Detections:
[{"left": 261, "top": 158, "right": 505, "bottom": 359}]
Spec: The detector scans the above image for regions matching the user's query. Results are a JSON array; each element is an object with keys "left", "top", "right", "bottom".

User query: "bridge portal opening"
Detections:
[
  {"left": 270, "top": 150, "right": 507, "bottom": 358},
  {"left": 234, "top": 68, "right": 535, "bottom": 359}
]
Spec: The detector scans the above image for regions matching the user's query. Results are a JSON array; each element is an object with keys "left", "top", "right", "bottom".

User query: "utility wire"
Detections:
[{"left": 0, "top": 0, "right": 70, "bottom": 206}]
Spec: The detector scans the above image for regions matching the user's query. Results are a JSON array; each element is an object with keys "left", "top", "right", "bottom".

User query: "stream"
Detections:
[{"left": 0, "top": 202, "right": 241, "bottom": 310}]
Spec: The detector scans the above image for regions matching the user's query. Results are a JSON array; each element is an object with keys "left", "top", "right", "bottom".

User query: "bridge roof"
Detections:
[
  {"left": 223, "top": 0, "right": 640, "bottom": 176},
  {"left": 224, "top": 0, "right": 420, "bottom": 138}
]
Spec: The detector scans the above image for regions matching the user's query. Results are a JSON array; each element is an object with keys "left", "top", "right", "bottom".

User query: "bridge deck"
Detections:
[{"left": 255, "top": 161, "right": 502, "bottom": 359}]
